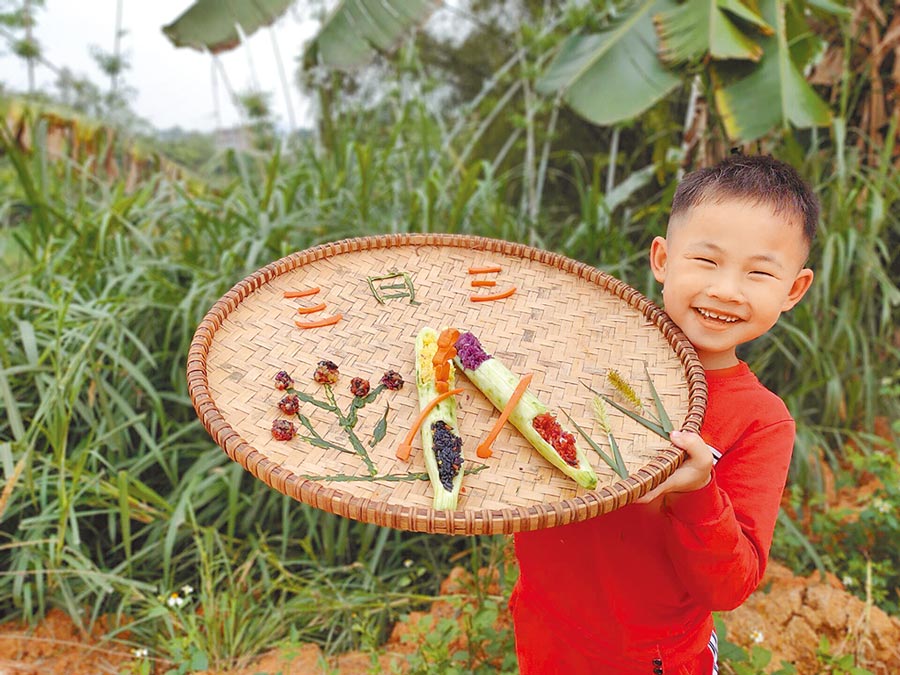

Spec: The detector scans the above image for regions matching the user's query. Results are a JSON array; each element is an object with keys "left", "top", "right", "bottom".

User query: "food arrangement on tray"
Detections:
[{"left": 187, "top": 234, "right": 706, "bottom": 535}]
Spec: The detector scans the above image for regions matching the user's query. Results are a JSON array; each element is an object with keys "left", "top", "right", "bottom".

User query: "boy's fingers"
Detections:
[{"left": 636, "top": 431, "right": 713, "bottom": 503}]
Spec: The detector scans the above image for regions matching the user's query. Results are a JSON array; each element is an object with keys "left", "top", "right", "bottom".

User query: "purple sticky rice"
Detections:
[{"left": 454, "top": 331, "right": 492, "bottom": 370}]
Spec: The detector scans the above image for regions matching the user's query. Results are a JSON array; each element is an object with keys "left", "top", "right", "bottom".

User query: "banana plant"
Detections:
[
  {"left": 536, "top": 0, "right": 848, "bottom": 142},
  {"left": 161, "top": 0, "right": 847, "bottom": 144}
]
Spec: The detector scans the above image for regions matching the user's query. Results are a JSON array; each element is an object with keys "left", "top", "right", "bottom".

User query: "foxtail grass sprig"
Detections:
[
  {"left": 592, "top": 397, "right": 628, "bottom": 478},
  {"left": 606, "top": 369, "right": 644, "bottom": 413},
  {"left": 581, "top": 363, "right": 674, "bottom": 441}
]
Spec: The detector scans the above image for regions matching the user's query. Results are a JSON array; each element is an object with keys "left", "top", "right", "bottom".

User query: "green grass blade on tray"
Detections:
[
  {"left": 580, "top": 380, "right": 670, "bottom": 440},
  {"left": 643, "top": 362, "right": 673, "bottom": 435},
  {"left": 562, "top": 410, "right": 628, "bottom": 479},
  {"left": 592, "top": 397, "right": 628, "bottom": 478}
]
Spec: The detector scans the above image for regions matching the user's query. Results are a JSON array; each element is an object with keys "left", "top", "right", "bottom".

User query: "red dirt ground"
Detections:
[{"left": 1, "top": 561, "right": 899, "bottom": 675}]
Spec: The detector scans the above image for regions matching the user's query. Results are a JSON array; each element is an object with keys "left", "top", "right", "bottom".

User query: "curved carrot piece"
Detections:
[
  {"left": 476, "top": 373, "right": 534, "bottom": 458},
  {"left": 294, "top": 314, "right": 342, "bottom": 329},
  {"left": 284, "top": 287, "right": 320, "bottom": 298},
  {"left": 470, "top": 287, "right": 516, "bottom": 302},
  {"left": 296, "top": 302, "right": 327, "bottom": 314},
  {"left": 468, "top": 266, "right": 502, "bottom": 274},
  {"left": 471, "top": 280, "right": 497, "bottom": 287},
  {"left": 396, "top": 388, "right": 464, "bottom": 461}
]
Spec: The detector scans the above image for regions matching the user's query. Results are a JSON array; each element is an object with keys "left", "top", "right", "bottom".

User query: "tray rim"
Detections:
[{"left": 186, "top": 233, "right": 708, "bottom": 535}]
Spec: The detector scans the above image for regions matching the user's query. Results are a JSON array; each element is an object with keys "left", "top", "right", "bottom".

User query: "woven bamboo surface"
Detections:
[{"left": 187, "top": 234, "right": 707, "bottom": 535}]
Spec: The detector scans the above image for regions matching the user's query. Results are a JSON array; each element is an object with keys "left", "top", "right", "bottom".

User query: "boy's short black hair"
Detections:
[{"left": 670, "top": 154, "right": 819, "bottom": 246}]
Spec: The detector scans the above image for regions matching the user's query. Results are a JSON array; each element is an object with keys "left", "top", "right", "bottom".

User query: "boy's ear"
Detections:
[
  {"left": 781, "top": 268, "right": 814, "bottom": 311},
  {"left": 649, "top": 236, "right": 668, "bottom": 284}
]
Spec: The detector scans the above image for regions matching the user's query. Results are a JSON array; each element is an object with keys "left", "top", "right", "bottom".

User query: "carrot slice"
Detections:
[
  {"left": 435, "top": 381, "right": 449, "bottom": 394},
  {"left": 434, "top": 362, "right": 450, "bottom": 382},
  {"left": 396, "top": 388, "right": 464, "bottom": 461},
  {"left": 296, "top": 302, "right": 327, "bottom": 314},
  {"left": 436, "top": 327, "right": 460, "bottom": 348},
  {"left": 294, "top": 314, "right": 342, "bottom": 329},
  {"left": 468, "top": 266, "right": 502, "bottom": 274},
  {"left": 471, "top": 280, "right": 497, "bottom": 287},
  {"left": 284, "top": 287, "right": 320, "bottom": 298},
  {"left": 470, "top": 287, "right": 516, "bottom": 302},
  {"left": 476, "top": 373, "right": 534, "bottom": 458}
]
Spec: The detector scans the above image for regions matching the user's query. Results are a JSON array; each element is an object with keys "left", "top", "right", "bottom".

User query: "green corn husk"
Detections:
[
  {"left": 415, "top": 327, "right": 464, "bottom": 510},
  {"left": 453, "top": 343, "right": 598, "bottom": 490}
]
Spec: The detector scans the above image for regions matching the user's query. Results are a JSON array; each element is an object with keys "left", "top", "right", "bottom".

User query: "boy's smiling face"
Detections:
[{"left": 650, "top": 199, "right": 814, "bottom": 370}]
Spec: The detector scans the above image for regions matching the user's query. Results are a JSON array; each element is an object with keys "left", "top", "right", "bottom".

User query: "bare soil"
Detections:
[{"left": 1, "top": 560, "right": 899, "bottom": 675}]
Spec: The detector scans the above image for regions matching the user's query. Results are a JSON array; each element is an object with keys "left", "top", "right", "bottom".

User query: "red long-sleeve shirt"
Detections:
[{"left": 510, "top": 362, "right": 795, "bottom": 674}]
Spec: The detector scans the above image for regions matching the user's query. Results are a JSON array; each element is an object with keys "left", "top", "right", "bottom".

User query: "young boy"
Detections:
[{"left": 510, "top": 154, "right": 817, "bottom": 674}]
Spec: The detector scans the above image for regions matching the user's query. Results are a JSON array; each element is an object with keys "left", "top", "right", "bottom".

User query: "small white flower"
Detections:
[
  {"left": 403, "top": 559, "right": 413, "bottom": 568},
  {"left": 872, "top": 497, "right": 892, "bottom": 514},
  {"left": 842, "top": 575, "right": 856, "bottom": 588},
  {"left": 749, "top": 629, "right": 764, "bottom": 645},
  {"left": 166, "top": 592, "right": 185, "bottom": 609},
  {"left": 181, "top": 584, "right": 194, "bottom": 596},
  {"left": 132, "top": 647, "right": 149, "bottom": 658}
]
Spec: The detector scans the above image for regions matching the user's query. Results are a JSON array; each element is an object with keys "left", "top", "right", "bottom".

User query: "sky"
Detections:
[{"left": 0, "top": 0, "right": 322, "bottom": 132}]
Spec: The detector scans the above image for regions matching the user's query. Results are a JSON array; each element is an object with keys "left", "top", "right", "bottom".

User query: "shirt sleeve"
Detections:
[{"left": 660, "top": 418, "right": 795, "bottom": 611}]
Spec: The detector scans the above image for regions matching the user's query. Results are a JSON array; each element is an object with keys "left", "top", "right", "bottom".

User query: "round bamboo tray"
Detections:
[{"left": 186, "top": 234, "right": 706, "bottom": 535}]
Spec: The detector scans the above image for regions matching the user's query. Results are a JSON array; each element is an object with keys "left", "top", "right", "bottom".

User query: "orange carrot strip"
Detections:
[
  {"left": 434, "top": 363, "right": 450, "bottom": 382},
  {"left": 470, "top": 287, "right": 516, "bottom": 302},
  {"left": 436, "top": 327, "right": 460, "bottom": 349},
  {"left": 432, "top": 346, "right": 457, "bottom": 368},
  {"left": 283, "top": 287, "right": 320, "bottom": 298},
  {"left": 396, "top": 388, "right": 464, "bottom": 461},
  {"left": 296, "top": 302, "right": 327, "bottom": 314},
  {"left": 294, "top": 314, "right": 342, "bottom": 329},
  {"left": 435, "top": 381, "right": 449, "bottom": 394},
  {"left": 471, "top": 279, "right": 497, "bottom": 287},
  {"left": 468, "top": 266, "right": 502, "bottom": 274},
  {"left": 476, "top": 373, "right": 534, "bottom": 458}
]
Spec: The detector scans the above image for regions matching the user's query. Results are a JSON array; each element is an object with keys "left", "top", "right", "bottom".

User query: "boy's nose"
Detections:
[{"left": 707, "top": 273, "right": 744, "bottom": 301}]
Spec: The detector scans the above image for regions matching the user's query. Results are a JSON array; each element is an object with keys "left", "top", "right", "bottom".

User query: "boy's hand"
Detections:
[{"left": 636, "top": 430, "right": 713, "bottom": 504}]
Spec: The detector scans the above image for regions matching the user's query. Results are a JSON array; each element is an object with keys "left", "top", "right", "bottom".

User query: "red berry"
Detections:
[
  {"left": 274, "top": 370, "right": 294, "bottom": 390},
  {"left": 271, "top": 419, "right": 295, "bottom": 441},
  {"left": 380, "top": 370, "right": 404, "bottom": 391},
  {"left": 278, "top": 394, "right": 300, "bottom": 415},
  {"left": 350, "top": 377, "right": 371, "bottom": 398},
  {"left": 313, "top": 360, "right": 340, "bottom": 385}
]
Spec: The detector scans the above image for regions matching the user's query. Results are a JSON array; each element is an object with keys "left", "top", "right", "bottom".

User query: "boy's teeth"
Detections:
[{"left": 697, "top": 308, "right": 738, "bottom": 323}]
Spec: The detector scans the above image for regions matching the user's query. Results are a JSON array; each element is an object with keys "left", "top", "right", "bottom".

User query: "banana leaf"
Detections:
[
  {"left": 536, "top": 0, "right": 680, "bottom": 126},
  {"left": 654, "top": 0, "right": 772, "bottom": 64},
  {"left": 304, "top": 0, "right": 439, "bottom": 70},
  {"left": 162, "top": 0, "right": 296, "bottom": 53},
  {"left": 714, "top": 0, "right": 832, "bottom": 141}
]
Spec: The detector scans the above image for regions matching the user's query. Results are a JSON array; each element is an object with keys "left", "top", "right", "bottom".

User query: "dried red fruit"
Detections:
[
  {"left": 350, "top": 377, "right": 370, "bottom": 398},
  {"left": 380, "top": 370, "right": 404, "bottom": 391},
  {"left": 278, "top": 394, "right": 300, "bottom": 415},
  {"left": 532, "top": 413, "right": 578, "bottom": 466},
  {"left": 271, "top": 419, "right": 295, "bottom": 441},
  {"left": 313, "top": 360, "right": 340, "bottom": 385},
  {"left": 274, "top": 370, "right": 294, "bottom": 390}
]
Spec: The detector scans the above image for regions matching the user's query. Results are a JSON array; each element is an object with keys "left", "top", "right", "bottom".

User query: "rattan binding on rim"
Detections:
[{"left": 187, "top": 234, "right": 707, "bottom": 535}]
